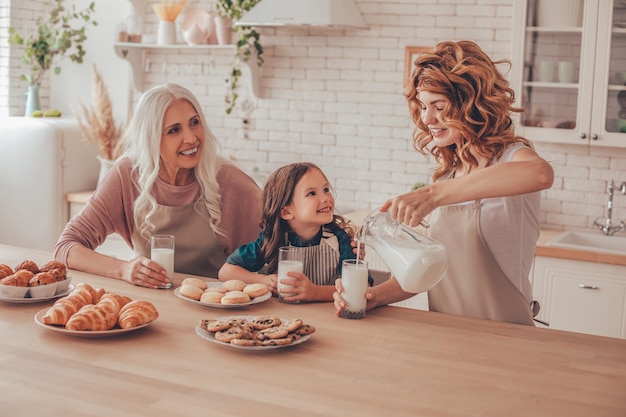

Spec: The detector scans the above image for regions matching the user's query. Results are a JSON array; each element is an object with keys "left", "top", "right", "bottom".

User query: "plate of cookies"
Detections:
[
  {"left": 195, "top": 315, "right": 315, "bottom": 350},
  {"left": 174, "top": 278, "right": 271, "bottom": 308}
]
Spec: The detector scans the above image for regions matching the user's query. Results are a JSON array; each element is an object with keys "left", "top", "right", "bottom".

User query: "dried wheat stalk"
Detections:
[{"left": 76, "top": 64, "right": 126, "bottom": 160}]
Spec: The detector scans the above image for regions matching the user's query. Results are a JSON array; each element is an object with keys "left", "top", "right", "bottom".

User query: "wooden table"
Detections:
[{"left": 1, "top": 244, "right": 625, "bottom": 417}]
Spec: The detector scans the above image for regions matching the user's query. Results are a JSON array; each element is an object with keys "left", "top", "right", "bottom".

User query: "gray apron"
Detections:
[
  {"left": 131, "top": 200, "right": 227, "bottom": 278},
  {"left": 295, "top": 229, "right": 341, "bottom": 286},
  {"left": 427, "top": 201, "right": 535, "bottom": 326}
]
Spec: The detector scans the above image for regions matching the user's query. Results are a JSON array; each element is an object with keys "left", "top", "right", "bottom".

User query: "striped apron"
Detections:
[{"left": 293, "top": 228, "right": 341, "bottom": 286}]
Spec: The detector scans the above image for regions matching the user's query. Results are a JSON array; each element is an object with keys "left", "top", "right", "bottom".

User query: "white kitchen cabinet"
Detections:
[
  {"left": 0, "top": 118, "right": 99, "bottom": 252},
  {"left": 511, "top": 0, "right": 626, "bottom": 147},
  {"left": 532, "top": 256, "right": 626, "bottom": 338}
]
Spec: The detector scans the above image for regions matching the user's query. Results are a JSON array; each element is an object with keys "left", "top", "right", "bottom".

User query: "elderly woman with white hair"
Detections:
[{"left": 54, "top": 83, "right": 262, "bottom": 288}]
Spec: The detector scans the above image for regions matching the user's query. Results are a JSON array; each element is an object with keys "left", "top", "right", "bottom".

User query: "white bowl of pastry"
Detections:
[
  {"left": 28, "top": 272, "right": 58, "bottom": 298},
  {"left": 54, "top": 277, "right": 72, "bottom": 295},
  {"left": 0, "top": 283, "right": 29, "bottom": 299}
]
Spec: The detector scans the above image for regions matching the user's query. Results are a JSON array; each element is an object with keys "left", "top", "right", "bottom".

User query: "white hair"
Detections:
[{"left": 124, "top": 83, "right": 224, "bottom": 241}]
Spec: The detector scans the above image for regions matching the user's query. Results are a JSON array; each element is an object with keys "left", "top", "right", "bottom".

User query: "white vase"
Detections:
[
  {"left": 214, "top": 16, "right": 232, "bottom": 45},
  {"left": 24, "top": 85, "right": 41, "bottom": 117},
  {"left": 157, "top": 21, "right": 177, "bottom": 45},
  {"left": 97, "top": 156, "right": 115, "bottom": 185}
]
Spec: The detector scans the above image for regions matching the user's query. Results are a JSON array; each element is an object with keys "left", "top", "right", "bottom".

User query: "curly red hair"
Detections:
[{"left": 404, "top": 40, "right": 532, "bottom": 181}]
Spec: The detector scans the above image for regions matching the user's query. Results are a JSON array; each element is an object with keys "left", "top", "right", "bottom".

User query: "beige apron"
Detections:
[
  {"left": 131, "top": 200, "right": 226, "bottom": 277},
  {"left": 292, "top": 229, "right": 341, "bottom": 286},
  {"left": 427, "top": 201, "right": 535, "bottom": 326}
]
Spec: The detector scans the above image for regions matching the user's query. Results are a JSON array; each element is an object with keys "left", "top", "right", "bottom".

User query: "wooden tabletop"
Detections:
[{"left": 1, "top": 244, "right": 625, "bottom": 417}]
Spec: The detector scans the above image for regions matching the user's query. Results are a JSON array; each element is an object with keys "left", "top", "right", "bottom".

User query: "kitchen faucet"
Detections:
[{"left": 593, "top": 180, "right": 626, "bottom": 236}]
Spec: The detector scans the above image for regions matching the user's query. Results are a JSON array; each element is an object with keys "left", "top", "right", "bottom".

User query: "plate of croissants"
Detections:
[{"left": 34, "top": 282, "right": 159, "bottom": 337}]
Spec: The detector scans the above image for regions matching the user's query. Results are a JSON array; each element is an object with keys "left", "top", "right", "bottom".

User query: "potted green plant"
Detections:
[
  {"left": 215, "top": 0, "right": 264, "bottom": 114},
  {"left": 8, "top": 0, "right": 97, "bottom": 116}
]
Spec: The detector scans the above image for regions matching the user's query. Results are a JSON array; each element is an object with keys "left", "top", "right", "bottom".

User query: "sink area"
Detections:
[{"left": 546, "top": 230, "right": 626, "bottom": 255}]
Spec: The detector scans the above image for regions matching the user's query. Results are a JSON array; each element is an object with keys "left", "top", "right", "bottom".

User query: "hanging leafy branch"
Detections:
[
  {"left": 216, "top": 0, "right": 264, "bottom": 114},
  {"left": 8, "top": 0, "right": 97, "bottom": 86}
]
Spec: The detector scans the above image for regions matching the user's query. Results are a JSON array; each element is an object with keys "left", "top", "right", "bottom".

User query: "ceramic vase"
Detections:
[
  {"left": 97, "top": 155, "right": 115, "bottom": 185},
  {"left": 24, "top": 85, "right": 41, "bottom": 117},
  {"left": 157, "top": 21, "right": 177, "bottom": 45},
  {"left": 214, "top": 16, "right": 232, "bottom": 45}
]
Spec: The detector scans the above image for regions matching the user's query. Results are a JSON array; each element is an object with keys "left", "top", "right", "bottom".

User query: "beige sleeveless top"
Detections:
[{"left": 131, "top": 200, "right": 226, "bottom": 278}]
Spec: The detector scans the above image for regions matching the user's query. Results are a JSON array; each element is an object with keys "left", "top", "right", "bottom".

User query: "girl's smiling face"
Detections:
[
  {"left": 281, "top": 167, "right": 335, "bottom": 233},
  {"left": 159, "top": 98, "right": 203, "bottom": 185},
  {"left": 418, "top": 90, "right": 463, "bottom": 148}
]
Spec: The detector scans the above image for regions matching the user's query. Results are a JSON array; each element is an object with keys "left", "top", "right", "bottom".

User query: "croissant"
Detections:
[
  {"left": 42, "top": 283, "right": 100, "bottom": 326},
  {"left": 104, "top": 292, "right": 132, "bottom": 309},
  {"left": 65, "top": 294, "right": 123, "bottom": 331},
  {"left": 118, "top": 300, "right": 159, "bottom": 329}
]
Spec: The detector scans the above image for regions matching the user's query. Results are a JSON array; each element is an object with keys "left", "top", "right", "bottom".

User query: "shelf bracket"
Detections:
[{"left": 114, "top": 44, "right": 145, "bottom": 92}]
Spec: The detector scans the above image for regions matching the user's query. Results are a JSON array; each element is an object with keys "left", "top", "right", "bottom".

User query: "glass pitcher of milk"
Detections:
[{"left": 357, "top": 209, "right": 448, "bottom": 293}]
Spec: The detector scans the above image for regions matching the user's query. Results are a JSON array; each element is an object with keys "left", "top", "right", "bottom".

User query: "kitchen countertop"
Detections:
[
  {"left": 536, "top": 229, "right": 626, "bottom": 267},
  {"left": 1, "top": 243, "right": 625, "bottom": 417}
]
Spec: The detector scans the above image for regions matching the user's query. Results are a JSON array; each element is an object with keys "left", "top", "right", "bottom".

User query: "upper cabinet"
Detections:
[{"left": 511, "top": 0, "right": 626, "bottom": 148}]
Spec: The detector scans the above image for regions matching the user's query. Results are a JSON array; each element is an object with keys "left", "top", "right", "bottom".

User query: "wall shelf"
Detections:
[{"left": 113, "top": 42, "right": 261, "bottom": 97}]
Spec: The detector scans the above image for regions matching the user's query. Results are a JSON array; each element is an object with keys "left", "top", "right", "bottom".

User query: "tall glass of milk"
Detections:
[
  {"left": 277, "top": 246, "right": 304, "bottom": 304},
  {"left": 340, "top": 259, "right": 368, "bottom": 319},
  {"left": 151, "top": 234, "right": 175, "bottom": 289},
  {"left": 358, "top": 209, "right": 448, "bottom": 294}
]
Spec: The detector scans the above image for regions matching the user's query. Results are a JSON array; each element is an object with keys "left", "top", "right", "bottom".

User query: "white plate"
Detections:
[
  {"left": 0, "top": 283, "right": 74, "bottom": 304},
  {"left": 195, "top": 315, "right": 312, "bottom": 351},
  {"left": 34, "top": 308, "right": 155, "bottom": 338},
  {"left": 181, "top": 9, "right": 213, "bottom": 32},
  {"left": 174, "top": 283, "right": 271, "bottom": 309}
]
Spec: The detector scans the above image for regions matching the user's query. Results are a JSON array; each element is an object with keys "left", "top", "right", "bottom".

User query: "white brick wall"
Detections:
[{"left": 3, "top": 0, "right": 626, "bottom": 232}]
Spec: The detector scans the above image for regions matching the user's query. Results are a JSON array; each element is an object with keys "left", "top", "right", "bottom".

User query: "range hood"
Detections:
[{"left": 234, "top": 0, "right": 368, "bottom": 29}]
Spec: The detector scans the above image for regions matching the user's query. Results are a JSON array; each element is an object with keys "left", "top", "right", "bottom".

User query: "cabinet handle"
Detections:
[
  {"left": 580, "top": 133, "right": 587, "bottom": 139},
  {"left": 578, "top": 284, "right": 599, "bottom": 290},
  {"left": 591, "top": 134, "right": 598, "bottom": 140}
]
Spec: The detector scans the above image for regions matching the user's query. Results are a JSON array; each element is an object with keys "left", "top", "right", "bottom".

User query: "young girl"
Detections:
[{"left": 219, "top": 162, "right": 368, "bottom": 303}]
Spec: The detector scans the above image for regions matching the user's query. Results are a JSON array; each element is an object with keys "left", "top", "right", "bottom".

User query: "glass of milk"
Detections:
[
  {"left": 339, "top": 259, "right": 368, "bottom": 319},
  {"left": 277, "top": 246, "right": 304, "bottom": 304},
  {"left": 151, "top": 234, "right": 175, "bottom": 289}
]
